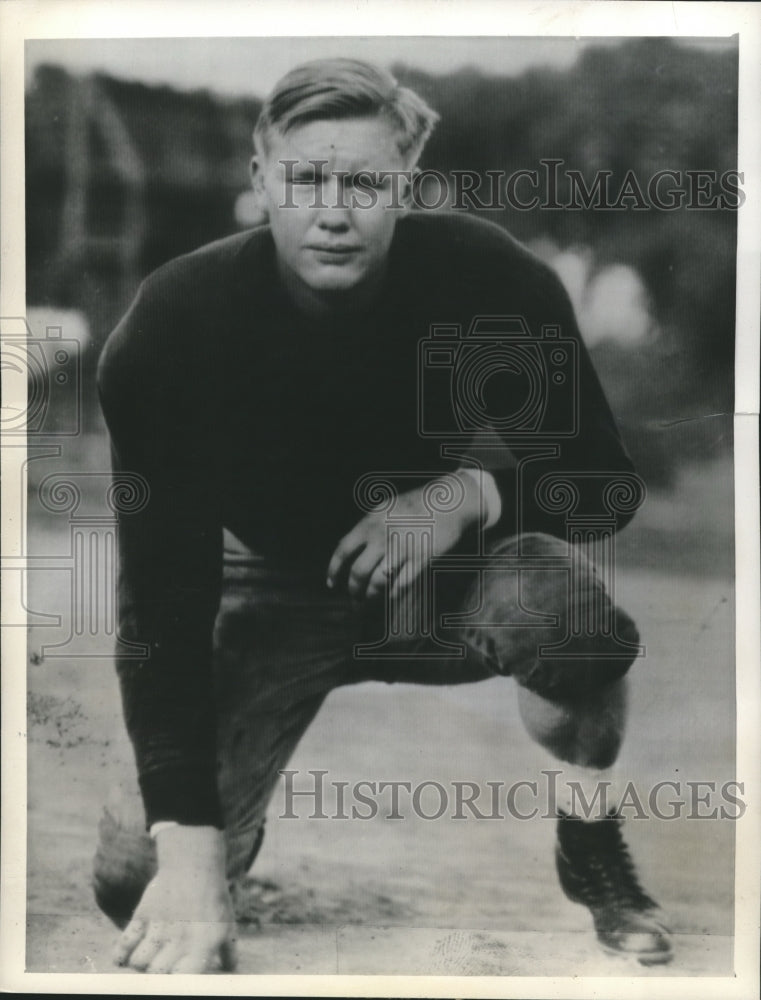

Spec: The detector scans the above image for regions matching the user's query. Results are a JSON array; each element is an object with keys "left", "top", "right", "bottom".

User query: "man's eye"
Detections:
[
  {"left": 352, "top": 174, "right": 383, "bottom": 189},
  {"left": 290, "top": 178, "right": 318, "bottom": 186}
]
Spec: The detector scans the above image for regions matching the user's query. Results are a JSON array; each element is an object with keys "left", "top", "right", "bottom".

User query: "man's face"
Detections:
[{"left": 251, "top": 116, "right": 413, "bottom": 305}]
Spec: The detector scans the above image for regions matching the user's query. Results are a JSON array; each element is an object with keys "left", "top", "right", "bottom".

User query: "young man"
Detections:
[{"left": 94, "top": 58, "right": 672, "bottom": 974}]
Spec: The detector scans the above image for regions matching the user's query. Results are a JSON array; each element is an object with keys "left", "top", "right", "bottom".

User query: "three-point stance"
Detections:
[{"left": 94, "top": 59, "right": 672, "bottom": 973}]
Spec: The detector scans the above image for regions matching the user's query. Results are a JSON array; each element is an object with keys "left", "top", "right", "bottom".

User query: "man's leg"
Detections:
[
  {"left": 210, "top": 535, "right": 361, "bottom": 878},
  {"left": 466, "top": 532, "right": 672, "bottom": 964},
  {"left": 352, "top": 529, "right": 670, "bottom": 964},
  {"left": 515, "top": 672, "right": 628, "bottom": 772},
  {"left": 93, "top": 531, "right": 360, "bottom": 928}
]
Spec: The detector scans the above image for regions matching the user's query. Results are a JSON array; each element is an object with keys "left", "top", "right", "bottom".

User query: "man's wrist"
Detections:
[
  {"left": 154, "top": 823, "right": 227, "bottom": 870},
  {"left": 457, "top": 467, "right": 502, "bottom": 529}
]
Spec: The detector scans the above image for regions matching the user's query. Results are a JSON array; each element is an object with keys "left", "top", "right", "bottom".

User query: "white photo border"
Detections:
[{"left": 2, "top": 2, "right": 759, "bottom": 997}]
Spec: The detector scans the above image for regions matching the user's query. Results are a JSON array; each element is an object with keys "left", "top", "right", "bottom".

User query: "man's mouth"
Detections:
[{"left": 306, "top": 244, "right": 360, "bottom": 255}]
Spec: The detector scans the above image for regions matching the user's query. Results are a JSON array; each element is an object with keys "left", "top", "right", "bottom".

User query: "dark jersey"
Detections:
[{"left": 97, "top": 211, "right": 636, "bottom": 827}]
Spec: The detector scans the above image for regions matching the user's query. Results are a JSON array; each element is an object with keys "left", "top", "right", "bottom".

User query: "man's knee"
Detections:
[
  {"left": 517, "top": 679, "right": 628, "bottom": 768},
  {"left": 92, "top": 802, "right": 156, "bottom": 929},
  {"left": 473, "top": 532, "right": 640, "bottom": 700}
]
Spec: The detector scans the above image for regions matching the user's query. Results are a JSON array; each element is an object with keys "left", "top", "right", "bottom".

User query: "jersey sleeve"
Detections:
[
  {"left": 482, "top": 265, "right": 640, "bottom": 539},
  {"left": 97, "top": 277, "right": 225, "bottom": 828}
]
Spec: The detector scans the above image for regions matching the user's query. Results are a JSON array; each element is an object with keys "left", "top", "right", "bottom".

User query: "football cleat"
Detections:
[{"left": 555, "top": 809, "right": 673, "bottom": 965}]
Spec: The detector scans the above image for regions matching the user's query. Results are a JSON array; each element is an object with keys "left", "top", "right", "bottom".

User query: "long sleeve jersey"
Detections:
[{"left": 97, "top": 211, "right": 637, "bottom": 828}]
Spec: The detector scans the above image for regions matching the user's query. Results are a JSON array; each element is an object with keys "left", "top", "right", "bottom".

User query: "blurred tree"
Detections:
[
  {"left": 26, "top": 39, "right": 738, "bottom": 482},
  {"left": 397, "top": 38, "right": 738, "bottom": 484}
]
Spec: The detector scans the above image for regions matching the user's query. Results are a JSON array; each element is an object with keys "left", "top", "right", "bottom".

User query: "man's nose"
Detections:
[
  {"left": 316, "top": 211, "right": 350, "bottom": 231},
  {"left": 315, "top": 174, "right": 351, "bottom": 230}
]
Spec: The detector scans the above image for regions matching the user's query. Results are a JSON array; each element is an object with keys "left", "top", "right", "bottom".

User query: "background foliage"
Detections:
[{"left": 26, "top": 38, "right": 738, "bottom": 488}]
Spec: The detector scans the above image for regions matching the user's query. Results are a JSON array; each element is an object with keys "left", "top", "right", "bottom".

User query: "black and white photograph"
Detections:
[{"left": 1, "top": 1, "right": 759, "bottom": 995}]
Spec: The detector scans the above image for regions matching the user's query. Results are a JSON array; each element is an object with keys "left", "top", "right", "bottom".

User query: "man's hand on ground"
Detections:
[
  {"left": 113, "top": 825, "right": 236, "bottom": 974},
  {"left": 326, "top": 473, "right": 483, "bottom": 601}
]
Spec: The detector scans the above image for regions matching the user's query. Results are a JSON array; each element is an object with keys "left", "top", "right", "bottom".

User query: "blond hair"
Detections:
[{"left": 254, "top": 57, "right": 439, "bottom": 165}]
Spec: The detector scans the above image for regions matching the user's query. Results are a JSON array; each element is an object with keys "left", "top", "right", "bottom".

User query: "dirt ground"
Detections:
[{"left": 23, "top": 447, "right": 737, "bottom": 979}]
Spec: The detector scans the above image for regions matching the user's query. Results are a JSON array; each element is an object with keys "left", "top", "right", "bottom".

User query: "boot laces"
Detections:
[{"left": 559, "top": 813, "right": 656, "bottom": 912}]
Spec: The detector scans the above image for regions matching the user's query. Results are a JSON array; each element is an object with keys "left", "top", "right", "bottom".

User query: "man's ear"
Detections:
[
  {"left": 399, "top": 165, "right": 420, "bottom": 211},
  {"left": 250, "top": 155, "right": 267, "bottom": 206}
]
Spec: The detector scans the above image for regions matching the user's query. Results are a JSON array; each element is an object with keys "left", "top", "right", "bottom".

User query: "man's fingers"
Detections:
[
  {"left": 139, "top": 926, "right": 234, "bottom": 975},
  {"left": 365, "top": 548, "right": 405, "bottom": 600},
  {"left": 326, "top": 529, "right": 366, "bottom": 589},
  {"left": 157, "top": 925, "right": 234, "bottom": 975},
  {"left": 170, "top": 951, "right": 212, "bottom": 974},
  {"left": 364, "top": 560, "right": 389, "bottom": 601},
  {"left": 112, "top": 916, "right": 147, "bottom": 966},
  {"left": 389, "top": 557, "right": 426, "bottom": 602},
  {"left": 127, "top": 922, "right": 169, "bottom": 970},
  {"left": 347, "top": 544, "right": 385, "bottom": 600},
  {"left": 146, "top": 941, "right": 182, "bottom": 975}
]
